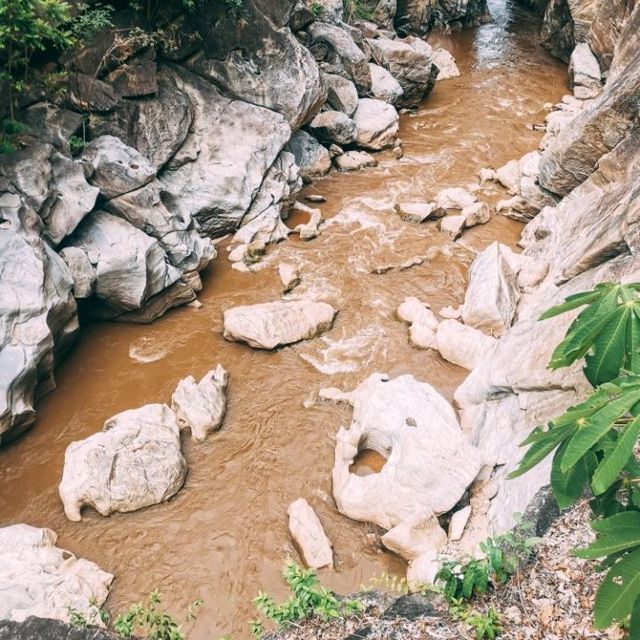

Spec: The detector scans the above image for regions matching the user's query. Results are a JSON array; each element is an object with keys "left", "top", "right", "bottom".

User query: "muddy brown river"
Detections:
[{"left": 0, "top": 2, "right": 567, "bottom": 638}]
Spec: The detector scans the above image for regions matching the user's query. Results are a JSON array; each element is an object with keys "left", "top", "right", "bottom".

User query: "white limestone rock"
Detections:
[
  {"left": 223, "top": 300, "right": 337, "bottom": 350},
  {"left": 309, "top": 110, "right": 357, "bottom": 146},
  {"left": 569, "top": 43, "right": 602, "bottom": 100},
  {"left": 397, "top": 297, "right": 438, "bottom": 349},
  {"left": 293, "top": 203, "right": 324, "bottom": 240},
  {"left": 381, "top": 511, "right": 447, "bottom": 561},
  {"left": 440, "top": 214, "right": 466, "bottom": 239},
  {"left": 436, "top": 320, "right": 497, "bottom": 370},
  {"left": 334, "top": 150, "right": 378, "bottom": 172},
  {"left": 287, "top": 498, "right": 334, "bottom": 570},
  {"left": 448, "top": 505, "right": 472, "bottom": 541},
  {"left": 59, "top": 403, "right": 187, "bottom": 521},
  {"left": 462, "top": 242, "right": 521, "bottom": 336},
  {"left": 462, "top": 201, "right": 491, "bottom": 227},
  {"left": 478, "top": 167, "right": 497, "bottom": 183},
  {"left": 171, "top": 365, "right": 228, "bottom": 441},
  {"left": 407, "top": 550, "right": 440, "bottom": 587},
  {"left": 353, "top": 98, "right": 400, "bottom": 151},
  {"left": 432, "top": 48, "right": 460, "bottom": 80},
  {"left": 287, "top": 130, "right": 332, "bottom": 180},
  {"left": 279, "top": 263, "right": 301, "bottom": 293},
  {"left": 59, "top": 246, "right": 96, "bottom": 299},
  {"left": 332, "top": 373, "right": 482, "bottom": 530},
  {"left": 368, "top": 63, "right": 404, "bottom": 104},
  {"left": 0, "top": 524, "right": 113, "bottom": 625},
  {"left": 394, "top": 201, "right": 443, "bottom": 223},
  {"left": 324, "top": 73, "right": 359, "bottom": 116},
  {"left": 435, "top": 187, "right": 477, "bottom": 210}
]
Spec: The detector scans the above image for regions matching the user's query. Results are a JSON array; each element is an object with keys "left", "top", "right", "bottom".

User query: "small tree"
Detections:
[{"left": 511, "top": 282, "right": 640, "bottom": 638}]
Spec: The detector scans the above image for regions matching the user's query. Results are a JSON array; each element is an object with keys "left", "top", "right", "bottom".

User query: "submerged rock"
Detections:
[
  {"left": 0, "top": 524, "right": 113, "bottom": 624},
  {"left": 171, "top": 365, "right": 228, "bottom": 441},
  {"left": 332, "top": 373, "right": 482, "bottom": 530},
  {"left": 223, "top": 300, "right": 337, "bottom": 349},
  {"left": 59, "top": 403, "right": 187, "bottom": 521},
  {"left": 287, "top": 498, "right": 334, "bottom": 569}
]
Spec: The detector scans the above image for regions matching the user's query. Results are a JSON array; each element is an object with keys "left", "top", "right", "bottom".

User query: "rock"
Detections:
[
  {"left": 289, "top": 2, "right": 314, "bottom": 31},
  {"left": 462, "top": 242, "right": 521, "bottom": 336},
  {"left": 309, "top": 0, "right": 344, "bottom": 22},
  {"left": 287, "top": 498, "right": 334, "bottom": 569},
  {"left": 381, "top": 511, "right": 447, "bottom": 560},
  {"left": 448, "top": 505, "right": 472, "bottom": 541},
  {"left": 59, "top": 403, "right": 187, "bottom": 521},
  {"left": 334, "top": 150, "right": 378, "bottom": 171},
  {"left": 81, "top": 135, "right": 156, "bottom": 199},
  {"left": 223, "top": 300, "right": 337, "bottom": 349},
  {"left": 395, "top": 0, "right": 491, "bottom": 34},
  {"left": 495, "top": 159, "right": 520, "bottom": 193},
  {"left": 366, "top": 36, "right": 437, "bottom": 108},
  {"left": 106, "top": 49, "right": 158, "bottom": 98},
  {"left": 0, "top": 195, "right": 78, "bottom": 444},
  {"left": 293, "top": 203, "right": 324, "bottom": 240},
  {"left": 436, "top": 320, "right": 497, "bottom": 370},
  {"left": 0, "top": 617, "right": 122, "bottom": 640},
  {"left": 440, "top": 304, "right": 463, "bottom": 319},
  {"left": 324, "top": 73, "right": 359, "bottom": 116},
  {"left": 309, "top": 110, "right": 357, "bottom": 145},
  {"left": 368, "top": 63, "right": 404, "bottom": 104},
  {"left": 397, "top": 297, "right": 438, "bottom": 349},
  {"left": 171, "top": 365, "right": 228, "bottom": 441},
  {"left": 432, "top": 48, "right": 460, "bottom": 80},
  {"left": 308, "top": 22, "right": 371, "bottom": 94},
  {"left": 191, "top": 4, "right": 325, "bottom": 129},
  {"left": 104, "top": 180, "right": 216, "bottom": 273},
  {"left": 435, "top": 187, "right": 477, "bottom": 209},
  {"left": 439, "top": 214, "right": 465, "bottom": 239},
  {"left": 332, "top": 373, "right": 482, "bottom": 529},
  {"left": 462, "top": 201, "right": 490, "bottom": 227},
  {"left": 478, "top": 167, "right": 497, "bottom": 183},
  {"left": 353, "top": 98, "right": 400, "bottom": 150},
  {"left": 67, "top": 72, "right": 118, "bottom": 112},
  {"left": 0, "top": 524, "right": 113, "bottom": 625},
  {"left": 406, "top": 550, "right": 441, "bottom": 587},
  {"left": 569, "top": 43, "right": 602, "bottom": 99},
  {"left": 59, "top": 247, "right": 96, "bottom": 299},
  {"left": 382, "top": 593, "right": 437, "bottom": 620},
  {"left": 21, "top": 103, "right": 83, "bottom": 152},
  {"left": 68, "top": 212, "right": 180, "bottom": 315},
  {"left": 394, "top": 201, "right": 443, "bottom": 223},
  {"left": 305, "top": 194, "right": 326, "bottom": 203},
  {"left": 279, "top": 263, "right": 301, "bottom": 293}
]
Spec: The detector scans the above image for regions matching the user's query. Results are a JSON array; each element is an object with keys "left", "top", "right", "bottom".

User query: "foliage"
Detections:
[
  {"left": 510, "top": 282, "right": 640, "bottom": 637},
  {"left": 112, "top": 590, "right": 203, "bottom": 640},
  {"left": 66, "top": 606, "right": 88, "bottom": 628},
  {"left": 343, "top": 0, "right": 374, "bottom": 22},
  {"left": 251, "top": 563, "right": 362, "bottom": 636},
  {"left": 68, "top": 134, "right": 86, "bottom": 154},
  {"left": 436, "top": 528, "right": 539, "bottom": 603},
  {"left": 450, "top": 601, "right": 503, "bottom": 640},
  {"left": 310, "top": 1, "right": 324, "bottom": 19},
  {"left": 0, "top": 118, "right": 29, "bottom": 153}
]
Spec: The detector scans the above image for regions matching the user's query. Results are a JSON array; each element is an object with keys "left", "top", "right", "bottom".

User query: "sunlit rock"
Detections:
[
  {"left": 287, "top": 130, "right": 332, "bottom": 181},
  {"left": 0, "top": 524, "right": 113, "bottom": 625},
  {"left": 223, "top": 300, "right": 337, "bottom": 350},
  {"left": 309, "top": 110, "right": 357, "bottom": 146},
  {"left": 287, "top": 498, "right": 334, "bottom": 570},
  {"left": 432, "top": 48, "right": 460, "bottom": 80},
  {"left": 368, "top": 63, "right": 404, "bottom": 105},
  {"left": 324, "top": 73, "right": 359, "bottom": 116},
  {"left": 436, "top": 320, "right": 497, "bottom": 370},
  {"left": 397, "top": 297, "right": 438, "bottom": 349},
  {"left": 332, "top": 373, "right": 482, "bottom": 530},
  {"left": 448, "top": 505, "right": 472, "bottom": 541},
  {"left": 279, "top": 263, "right": 301, "bottom": 293},
  {"left": 434, "top": 187, "right": 476, "bottom": 210},
  {"left": 59, "top": 403, "right": 186, "bottom": 521},
  {"left": 353, "top": 98, "right": 400, "bottom": 151},
  {"left": 334, "top": 150, "right": 378, "bottom": 172},
  {"left": 171, "top": 365, "right": 228, "bottom": 441},
  {"left": 381, "top": 511, "right": 447, "bottom": 561}
]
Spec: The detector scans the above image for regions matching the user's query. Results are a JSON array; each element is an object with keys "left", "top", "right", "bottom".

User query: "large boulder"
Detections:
[
  {"left": 67, "top": 211, "right": 180, "bottom": 315},
  {"left": 286, "top": 130, "right": 332, "bottom": 180},
  {"left": 59, "top": 403, "right": 187, "bottom": 521},
  {"left": 324, "top": 72, "right": 359, "bottom": 115},
  {"left": 436, "top": 320, "right": 497, "bottom": 370},
  {"left": 353, "top": 98, "right": 400, "bottom": 150},
  {"left": 0, "top": 525, "right": 113, "bottom": 625},
  {"left": 394, "top": 0, "right": 491, "bottom": 34},
  {"left": 332, "top": 373, "right": 482, "bottom": 529},
  {"left": 568, "top": 42, "right": 602, "bottom": 99},
  {"left": 309, "top": 110, "right": 358, "bottom": 145},
  {"left": 81, "top": 135, "right": 156, "bottom": 199},
  {"left": 190, "top": 2, "right": 326, "bottom": 129},
  {"left": 367, "top": 36, "right": 438, "bottom": 108},
  {"left": 368, "top": 63, "right": 404, "bottom": 104},
  {"left": 0, "top": 195, "right": 78, "bottom": 445},
  {"left": 287, "top": 498, "right": 334, "bottom": 569},
  {"left": 307, "top": 22, "right": 372, "bottom": 94},
  {"left": 171, "top": 365, "right": 229, "bottom": 441},
  {"left": 223, "top": 300, "right": 337, "bottom": 349}
]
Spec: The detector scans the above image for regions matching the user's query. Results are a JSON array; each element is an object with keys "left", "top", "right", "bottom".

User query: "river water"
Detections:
[{"left": 0, "top": 2, "right": 567, "bottom": 638}]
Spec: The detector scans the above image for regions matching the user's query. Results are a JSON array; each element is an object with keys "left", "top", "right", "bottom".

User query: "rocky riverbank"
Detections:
[{"left": 1, "top": 0, "right": 640, "bottom": 637}]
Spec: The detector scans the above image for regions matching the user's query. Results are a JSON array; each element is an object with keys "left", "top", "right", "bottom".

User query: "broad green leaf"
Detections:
[
  {"left": 509, "top": 424, "right": 576, "bottom": 479},
  {"left": 630, "top": 594, "right": 640, "bottom": 640},
  {"left": 585, "top": 306, "right": 633, "bottom": 386},
  {"left": 594, "top": 547, "right": 640, "bottom": 629},
  {"left": 576, "top": 512, "right": 640, "bottom": 558},
  {"left": 551, "top": 443, "right": 595, "bottom": 508},
  {"left": 626, "top": 310, "right": 640, "bottom": 375},
  {"left": 560, "top": 390, "right": 640, "bottom": 473},
  {"left": 539, "top": 288, "right": 609, "bottom": 320},
  {"left": 592, "top": 414, "right": 640, "bottom": 495}
]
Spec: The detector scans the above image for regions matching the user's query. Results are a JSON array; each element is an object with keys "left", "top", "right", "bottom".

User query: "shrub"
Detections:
[{"left": 510, "top": 282, "right": 640, "bottom": 637}]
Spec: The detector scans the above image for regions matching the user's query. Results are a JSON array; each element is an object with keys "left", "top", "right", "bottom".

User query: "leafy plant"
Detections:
[
  {"left": 112, "top": 590, "right": 203, "bottom": 640},
  {"left": 0, "top": 118, "right": 29, "bottom": 153},
  {"left": 66, "top": 606, "right": 88, "bottom": 628},
  {"left": 343, "top": 0, "right": 374, "bottom": 22},
  {"left": 450, "top": 601, "right": 503, "bottom": 640},
  {"left": 363, "top": 571, "right": 411, "bottom": 594},
  {"left": 309, "top": 1, "right": 324, "bottom": 19},
  {"left": 251, "top": 563, "right": 361, "bottom": 636},
  {"left": 436, "top": 528, "right": 539, "bottom": 603},
  {"left": 510, "top": 282, "right": 640, "bottom": 637},
  {"left": 68, "top": 134, "right": 86, "bottom": 154}
]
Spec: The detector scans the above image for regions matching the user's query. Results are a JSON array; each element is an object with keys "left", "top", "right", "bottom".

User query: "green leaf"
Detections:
[
  {"left": 551, "top": 443, "right": 595, "bottom": 508},
  {"left": 509, "top": 423, "right": 576, "bottom": 479},
  {"left": 576, "top": 513, "right": 640, "bottom": 558},
  {"left": 594, "top": 548, "right": 640, "bottom": 629},
  {"left": 630, "top": 594, "right": 640, "bottom": 640},
  {"left": 592, "top": 414, "right": 640, "bottom": 495},
  {"left": 560, "top": 390, "right": 640, "bottom": 473},
  {"left": 539, "top": 287, "right": 612, "bottom": 320}
]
